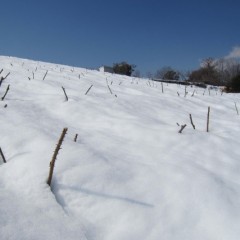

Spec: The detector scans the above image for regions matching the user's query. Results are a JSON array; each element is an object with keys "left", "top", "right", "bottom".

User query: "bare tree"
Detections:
[{"left": 155, "top": 66, "right": 180, "bottom": 80}]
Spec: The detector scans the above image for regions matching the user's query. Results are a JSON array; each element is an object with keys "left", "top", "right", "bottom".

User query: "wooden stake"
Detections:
[
  {"left": 161, "top": 82, "right": 164, "bottom": 93},
  {"left": 47, "top": 128, "right": 68, "bottom": 187},
  {"left": 189, "top": 114, "right": 195, "bottom": 129},
  {"left": 207, "top": 106, "right": 210, "bottom": 132},
  {"left": 0, "top": 147, "right": 6, "bottom": 163},
  {"left": 62, "top": 86, "right": 68, "bottom": 101}
]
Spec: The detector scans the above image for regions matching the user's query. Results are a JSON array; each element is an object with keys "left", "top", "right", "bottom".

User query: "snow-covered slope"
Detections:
[{"left": 0, "top": 56, "right": 240, "bottom": 240}]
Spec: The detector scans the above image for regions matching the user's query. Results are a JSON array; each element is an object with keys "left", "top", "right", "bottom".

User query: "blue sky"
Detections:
[{"left": 0, "top": 0, "right": 240, "bottom": 75}]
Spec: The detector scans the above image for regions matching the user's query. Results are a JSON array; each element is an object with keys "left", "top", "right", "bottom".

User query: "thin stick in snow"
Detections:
[
  {"left": 234, "top": 102, "right": 239, "bottom": 115},
  {"left": 0, "top": 147, "right": 7, "bottom": 163},
  {"left": 184, "top": 86, "right": 188, "bottom": 97},
  {"left": 43, "top": 70, "right": 48, "bottom": 80},
  {"left": 179, "top": 124, "right": 187, "bottom": 133},
  {"left": 3, "top": 72, "right": 10, "bottom": 80},
  {"left": 32, "top": 72, "right": 34, "bottom": 79},
  {"left": 47, "top": 128, "right": 68, "bottom": 188},
  {"left": 61, "top": 86, "right": 68, "bottom": 101},
  {"left": 108, "top": 85, "right": 113, "bottom": 95},
  {"left": 161, "top": 82, "right": 164, "bottom": 93},
  {"left": 189, "top": 114, "right": 195, "bottom": 129},
  {"left": 0, "top": 77, "right": 3, "bottom": 87},
  {"left": 0, "top": 69, "right": 3, "bottom": 74},
  {"left": 1, "top": 85, "right": 10, "bottom": 101},
  {"left": 85, "top": 85, "right": 93, "bottom": 95},
  {"left": 74, "top": 134, "right": 78, "bottom": 142},
  {"left": 207, "top": 106, "right": 210, "bottom": 132}
]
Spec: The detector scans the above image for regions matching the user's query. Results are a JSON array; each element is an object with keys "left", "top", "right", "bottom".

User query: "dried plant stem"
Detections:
[
  {"left": 47, "top": 128, "right": 68, "bottom": 187},
  {"left": 85, "top": 85, "right": 93, "bottom": 95},
  {"left": 179, "top": 124, "right": 187, "bottom": 133},
  {"left": 62, "top": 86, "right": 68, "bottom": 101},
  {"left": 189, "top": 114, "right": 195, "bottom": 129},
  {"left": 234, "top": 102, "right": 239, "bottom": 115},
  {"left": 74, "top": 134, "right": 78, "bottom": 142},
  {"left": 108, "top": 85, "right": 113, "bottom": 95},
  {"left": 43, "top": 70, "right": 48, "bottom": 80},
  {"left": 1, "top": 85, "right": 10, "bottom": 101},
  {"left": 0, "top": 147, "right": 6, "bottom": 163},
  {"left": 207, "top": 106, "right": 210, "bottom": 132}
]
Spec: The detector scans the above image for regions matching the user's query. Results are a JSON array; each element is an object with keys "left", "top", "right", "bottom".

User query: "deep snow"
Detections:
[{"left": 0, "top": 56, "right": 240, "bottom": 240}]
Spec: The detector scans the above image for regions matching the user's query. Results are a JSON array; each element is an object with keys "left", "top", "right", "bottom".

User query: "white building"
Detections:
[{"left": 99, "top": 66, "right": 114, "bottom": 74}]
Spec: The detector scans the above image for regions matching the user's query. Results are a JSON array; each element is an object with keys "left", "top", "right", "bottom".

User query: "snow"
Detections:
[{"left": 0, "top": 55, "right": 240, "bottom": 240}]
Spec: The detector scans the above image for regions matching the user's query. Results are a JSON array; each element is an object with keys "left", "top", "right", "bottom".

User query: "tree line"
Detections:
[{"left": 112, "top": 58, "right": 240, "bottom": 92}]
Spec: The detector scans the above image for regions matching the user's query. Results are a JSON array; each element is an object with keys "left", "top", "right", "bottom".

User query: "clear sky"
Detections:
[{"left": 1, "top": 0, "right": 240, "bottom": 75}]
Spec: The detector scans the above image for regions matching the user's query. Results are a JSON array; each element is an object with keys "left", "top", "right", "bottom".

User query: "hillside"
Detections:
[{"left": 0, "top": 56, "right": 240, "bottom": 240}]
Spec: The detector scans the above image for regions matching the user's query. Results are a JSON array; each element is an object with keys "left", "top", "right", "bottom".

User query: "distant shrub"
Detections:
[
  {"left": 113, "top": 62, "right": 136, "bottom": 76},
  {"left": 226, "top": 74, "right": 240, "bottom": 92}
]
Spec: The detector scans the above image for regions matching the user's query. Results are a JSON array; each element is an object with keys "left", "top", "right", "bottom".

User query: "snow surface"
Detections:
[{"left": 0, "top": 56, "right": 240, "bottom": 240}]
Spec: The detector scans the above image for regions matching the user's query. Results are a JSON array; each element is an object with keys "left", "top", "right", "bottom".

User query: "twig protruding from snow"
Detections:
[
  {"left": 207, "top": 106, "right": 210, "bottom": 132},
  {"left": 178, "top": 124, "right": 187, "bottom": 133},
  {"left": 0, "top": 147, "right": 7, "bottom": 163},
  {"left": 47, "top": 128, "right": 68, "bottom": 188}
]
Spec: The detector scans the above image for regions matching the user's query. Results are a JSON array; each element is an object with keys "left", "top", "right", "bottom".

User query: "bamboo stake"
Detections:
[
  {"left": 207, "top": 106, "right": 210, "bottom": 132},
  {"left": 47, "top": 128, "right": 68, "bottom": 187},
  {"left": 0, "top": 147, "right": 6, "bottom": 163}
]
